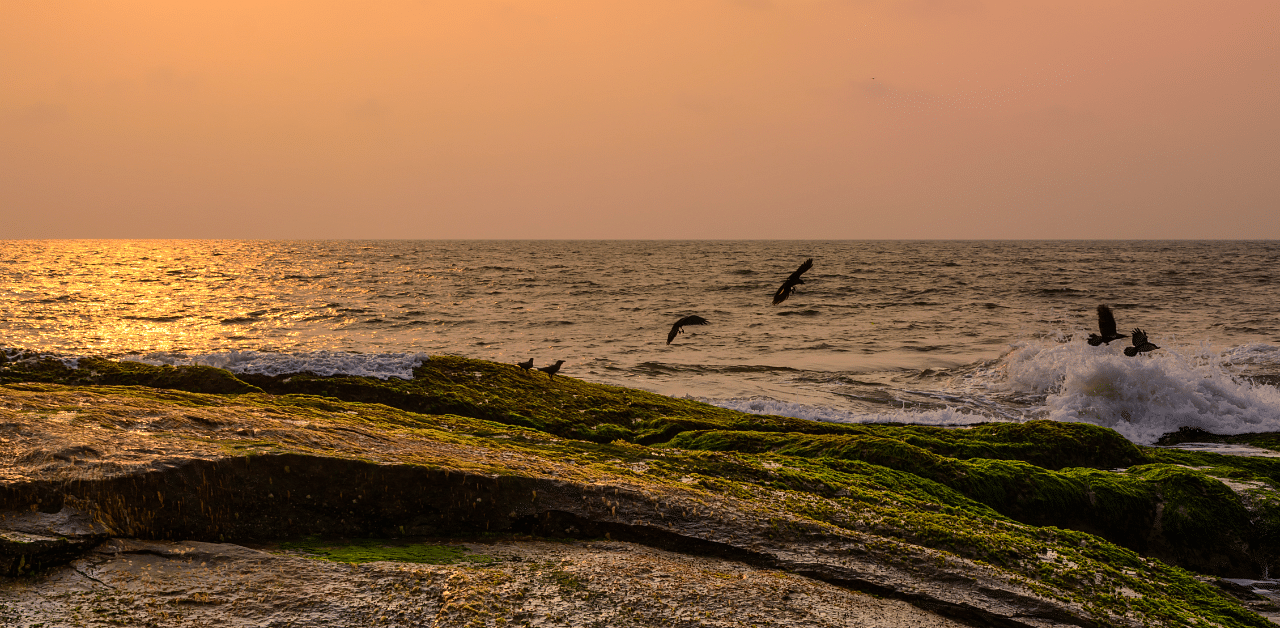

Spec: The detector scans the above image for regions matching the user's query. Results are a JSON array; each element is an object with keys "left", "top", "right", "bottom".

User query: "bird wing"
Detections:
[
  {"left": 772, "top": 259, "right": 813, "bottom": 304},
  {"left": 1097, "top": 305, "right": 1118, "bottom": 337},
  {"left": 668, "top": 315, "right": 709, "bottom": 344},
  {"left": 1131, "top": 328, "right": 1147, "bottom": 347},
  {"left": 788, "top": 258, "right": 814, "bottom": 282},
  {"left": 771, "top": 284, "right": 792, "bottom": 305}
]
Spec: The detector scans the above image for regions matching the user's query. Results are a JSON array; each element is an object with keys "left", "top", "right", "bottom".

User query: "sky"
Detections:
[{"left": 2, "top": 1, "right": 1278, "bottom": 239}]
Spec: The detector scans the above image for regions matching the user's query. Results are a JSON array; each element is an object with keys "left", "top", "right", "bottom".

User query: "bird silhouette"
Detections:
[
  {"left": 667, "top": 315, "right": 709, "bottom": 345},
  {"left": 537, "top": 360, "right": 566, "bottom": 378},
  {"left": 1087, "top": 305, "right": 1128, "bottom": 346},
  {"left": 516, "top": 358, "right": 534, "bottom": 372},
  {"left": 772, "top": 258, "right": 813, "bottom": 305},
  {"left": 1124, "top": 329, "right": 1160, "bottom": 356}
]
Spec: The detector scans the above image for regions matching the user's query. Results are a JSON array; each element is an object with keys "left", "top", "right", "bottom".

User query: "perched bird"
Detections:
[
  {"left": 516, "top": 358, "right": 534, "bottom": 372},
  {"left": 537, "top": 360, "right": 566, "bottom": 378},
  {"left": 1124, "top": 329, "right": 1160, "bottom": 356},
  {"left": 772, "top": 258, "right": 814, "bottom": 305},
  {"left": 1087, "top": 305, "right": 1128, "bottom": 346},
  {"left": 667, "top": 315, "right": 709, "bottom": 345}
]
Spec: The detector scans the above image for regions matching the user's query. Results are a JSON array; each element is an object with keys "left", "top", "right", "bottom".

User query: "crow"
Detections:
[
  {"left": 1124, "top": 329, "right": 1160, "bottom": 357},
  {"left": 1087, "top": 305, "right": 1128, "bottom": 346},
  {"left": 772, "top": 258, "right": 813, "bottom": 305},
  {"left": 516, "top": 358, "right": 534, "bottom": 372},
  {"left": 667, "top": 315, "right": 709, "bottom": 345},
  {"left": 537, "top": 360, "right": 566, "bottom": 378}
]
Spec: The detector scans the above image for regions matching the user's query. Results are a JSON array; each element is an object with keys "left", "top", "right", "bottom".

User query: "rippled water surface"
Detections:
[{"left": 4, "top": 240, "right": 1279, "bottom": 444}]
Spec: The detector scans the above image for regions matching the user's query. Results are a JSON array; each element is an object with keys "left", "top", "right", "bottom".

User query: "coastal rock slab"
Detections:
[{"left": 0, "top": 538, "right": 977, "bottom": 628}]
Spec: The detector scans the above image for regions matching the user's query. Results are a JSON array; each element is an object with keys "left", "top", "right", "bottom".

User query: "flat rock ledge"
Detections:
[{"left": 1, "top": 536, "right": 985, "bottom": 628}]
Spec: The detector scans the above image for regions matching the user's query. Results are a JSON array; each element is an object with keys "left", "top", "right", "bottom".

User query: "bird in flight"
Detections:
[
  {"left": 1124, "top": 329, "right": 1160, "bottom": 356},
  {"left": 537, "top": 360, "right": 566, "bottom": 378},
  {"left": 1087, "top": 305, "right": 1128, "bottom": 346},
  {"left": 667, "top": 315, "right": 709, "bottom": 345},
  {"left": 772, "top": 258, "right": 813, "bottom": 305},
  {"left": 516, "top": 358, "right": 534, "bottom": 372}
]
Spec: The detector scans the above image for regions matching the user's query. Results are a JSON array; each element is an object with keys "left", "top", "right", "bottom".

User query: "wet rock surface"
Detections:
[
  {"left": 0, "top": 538, "right": 976, "bottom": 628},
  {"left": 3, "top": 357, "right": 1280, "bottom": 626}
]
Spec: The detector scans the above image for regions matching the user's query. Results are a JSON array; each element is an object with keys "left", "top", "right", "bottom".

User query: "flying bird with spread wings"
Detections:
[
  {"left": 1087, "top": 305, "right": 1128, "bottom": 346},
  {"left": 667, "top": 315, "right": 709, "bottom": 345},
  {"left": 1124, "top": 329, "right": 1160, "bottom": 356},
  {"left": 772, "top": 258, "right": 813, "bottom": 305}
]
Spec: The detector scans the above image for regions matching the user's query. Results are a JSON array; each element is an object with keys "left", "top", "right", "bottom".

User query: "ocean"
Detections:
[{"left": 3, "top": 239, "right": 1279, "bottom": 445}]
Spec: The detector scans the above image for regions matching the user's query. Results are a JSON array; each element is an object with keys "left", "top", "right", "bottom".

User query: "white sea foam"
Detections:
[
  {"left": 988, "top": 339, "right": 1280, "bottom": 445},
  {"left": 701, "top": 396, "right": 1005, "bottom": 427},
  {"left": 129, "top": 351, "right": 432, "bottom": 380},
  {"left": 1220, "top": 343, "right": 1280, "bottom": 365},
  {"left": 1, "top": 348, "right": 79, "bottom": 368}
]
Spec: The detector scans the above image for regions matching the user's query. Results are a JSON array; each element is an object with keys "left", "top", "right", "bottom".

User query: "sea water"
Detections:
[{"left": 3, "top": 239, "right": 1279, "bottom": 445}]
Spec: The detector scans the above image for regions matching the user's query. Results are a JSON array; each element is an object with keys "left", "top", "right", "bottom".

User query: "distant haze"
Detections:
[{"left": 2, "top": 1, "right": 1277, "bottom": 239}]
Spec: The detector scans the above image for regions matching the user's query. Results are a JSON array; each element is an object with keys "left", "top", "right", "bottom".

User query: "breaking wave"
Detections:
[{"left": 981, "top": 339, "right": 1280, "bottom": 444}]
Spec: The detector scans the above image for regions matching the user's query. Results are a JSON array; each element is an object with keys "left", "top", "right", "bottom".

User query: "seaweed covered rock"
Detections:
[
  {"left": 0, "top": 356, "right": 260, "bottom": 394},
  {"left": 2, "top": 357, "right": 1280, "bottom": 626},
  {"left": 664, "top": 429, "right": 1264, "bottom": 576},
  {"left": 235, "top": 356, "right": 879, "bottom": 442}
]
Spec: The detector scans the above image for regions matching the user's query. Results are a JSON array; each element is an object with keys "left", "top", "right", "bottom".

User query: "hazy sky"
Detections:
[{"left": 3, "top": 1, "right": 1278, "bottom": 239}]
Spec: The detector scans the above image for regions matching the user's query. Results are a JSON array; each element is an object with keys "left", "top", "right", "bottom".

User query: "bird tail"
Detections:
[
  {"left": 1123, "top": 347, "right": 1138, "bottom": 357},
  {"left": 1087, "top": 334, "right": 1103, "bottom": 346}
]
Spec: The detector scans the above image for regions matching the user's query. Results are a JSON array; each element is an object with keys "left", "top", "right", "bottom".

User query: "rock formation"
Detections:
[{"left": 2, "top": 356, "right": 1279, "bottom": 626}]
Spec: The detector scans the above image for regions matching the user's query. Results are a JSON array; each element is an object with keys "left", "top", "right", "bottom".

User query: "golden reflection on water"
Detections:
[
  {"left": 5, "top": 238, "right": 1279, "bottom": 375},
  {"left": 2, "top": 240, "right": 341, "bottom": 355}
]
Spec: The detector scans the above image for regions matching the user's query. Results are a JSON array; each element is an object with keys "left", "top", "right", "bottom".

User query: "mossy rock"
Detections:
[
  {"left": 5, "top": 355, "right": 1280, "bottom": 585},
  {"left": 0, "top": 357, "right": 261, "bottom": 394},
  {"left": 278, "top": 537, "right": 497, "bottom": 565},
  {"left": 5, "top": 372, "right": 1280, "bottom": 626},
  {"left": 895, "top": 420, "right": 1148, "bottom": 470},
  {"left": 664, "top": 427, "right": 1271, "bottom": 575},
  {"left": 1158, "top": 427, "right": 1280, "bottom": 457},
  {"left": 1124, "top": 464, "right": 1257, "bottom": 573},
  {"left": 234, "top": 356, "right": 877, "bottom": 444}
]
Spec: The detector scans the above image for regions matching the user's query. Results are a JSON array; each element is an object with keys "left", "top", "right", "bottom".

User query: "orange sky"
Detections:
[{"left": 3, "top": 1, "right": 1278, "bottom": 239}]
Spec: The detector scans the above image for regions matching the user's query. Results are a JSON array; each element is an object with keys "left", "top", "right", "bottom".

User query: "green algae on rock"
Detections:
[
  {"left": 278, "top": 536, "right": 498, "bottom": 565},
  {"left": 2, "top": 355, "right": 1280, "bottom": 626},
  {"left": 0, "top": 356, "right": 261, "bottom": 395}
]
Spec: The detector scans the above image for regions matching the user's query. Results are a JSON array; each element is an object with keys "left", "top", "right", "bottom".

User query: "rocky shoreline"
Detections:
[{"left": 3, "top": 355, "right": 1280, "bottom": 626}]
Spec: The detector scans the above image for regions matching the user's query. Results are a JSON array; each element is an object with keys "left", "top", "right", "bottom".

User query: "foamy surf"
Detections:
[
  {"left": 707, "top": 338, "right": 1280, "bottom": 444},
  {"left": 990, "top": 338, "right": 1280, "bottom": 444}
]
